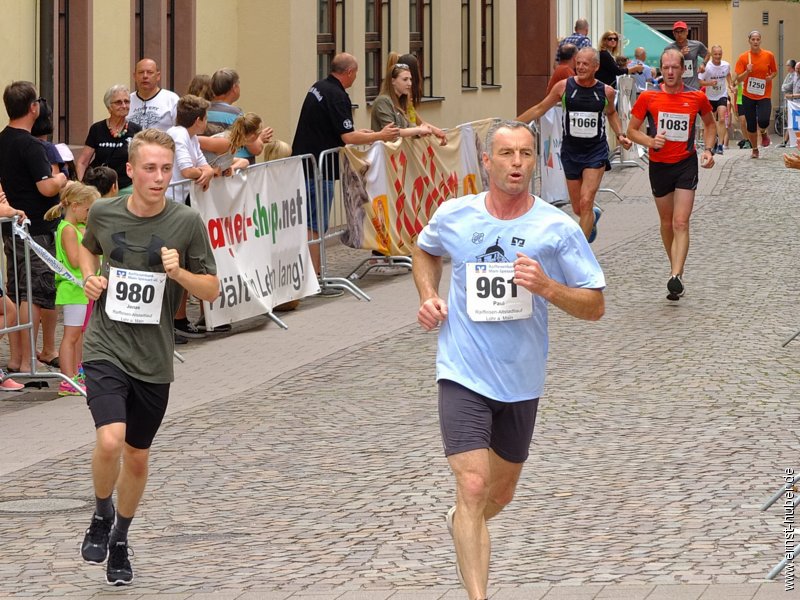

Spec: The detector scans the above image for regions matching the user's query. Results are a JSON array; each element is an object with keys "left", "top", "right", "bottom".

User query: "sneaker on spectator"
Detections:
[
  {"left": 445, "top": 506, "right": 466, "bottom": 588},
  {"left": 76, "top": 364, "right": 86, "bottom": 385},
  {"left": 0, "top": 369, "right": 24, "bottom": 391},
  {"left": 174, "top": 318, "right": 206, "bottom": 339},
  {"left": 195, "top": 315, "right": 231, "bottom": 333},
  {"left": 106, "top": 541, "right": 134, "bottom": 586},
  {"left": 58, "top": 377, "right": 85, "bottom": 396},
  {"left": 81, "top": 512, "right": 114, "bottom": 564}
]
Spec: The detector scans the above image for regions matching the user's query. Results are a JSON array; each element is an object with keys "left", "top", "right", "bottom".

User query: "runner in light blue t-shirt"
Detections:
[{"left": 413, "top": 120, "right": 605, "bottom": 600}]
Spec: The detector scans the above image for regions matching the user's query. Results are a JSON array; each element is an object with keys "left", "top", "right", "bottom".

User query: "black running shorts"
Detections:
[
  {"left": 438, "top": 379, "right": 539, "bottom": 464},
  {"left": 84, "top": 360, "right": 170, "bottom": 450},
  {"left": 649, "top": 154, "right": 699, "bottom": 198}
]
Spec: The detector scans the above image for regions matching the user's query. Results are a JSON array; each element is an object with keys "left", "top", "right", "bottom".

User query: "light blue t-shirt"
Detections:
[{"left": 416, "top": 192, "right": 606, "bottom": 402}]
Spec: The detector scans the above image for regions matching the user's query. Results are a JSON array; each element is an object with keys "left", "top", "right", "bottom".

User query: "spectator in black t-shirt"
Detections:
[
  {"left": 0, "top": 81, "right": 68, "bottom": 373},
  {"left": 291, "top": 52, "right": 400, "bottom": 278},
  {"left": 76, "top": 84, "right": 142, "bottom": 192}
]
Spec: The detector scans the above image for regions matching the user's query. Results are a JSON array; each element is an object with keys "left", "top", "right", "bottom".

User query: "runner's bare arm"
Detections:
[
  {"left": 700, "top": 111, "right": 717, "bottom": 168},
  {"left": 517, "top": 80, "right": 566, "bottom": 123},
  {"left": 412, "top": 244, "right": 448, "bottom": 331},
  {"left": 626, "top": 115, "right": 664, "bottom": 149},
  {"left": 513, "top": 253, "right": 604, "bottom": 321},
  {"left": 160, "top": 247, "right": 220, "bottom": 303},
  {"left": 78, "top": 244, "right": 105, "bottom": 301}
]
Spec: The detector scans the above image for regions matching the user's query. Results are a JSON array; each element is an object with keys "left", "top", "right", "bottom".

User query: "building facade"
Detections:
[{"left": 1, "top": 0, "right": 530, "bottom": 150}]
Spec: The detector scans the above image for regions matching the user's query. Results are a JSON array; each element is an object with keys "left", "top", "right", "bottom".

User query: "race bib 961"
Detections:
[{"left": 465, "top": 262, "right": 533, "bottom": 322}]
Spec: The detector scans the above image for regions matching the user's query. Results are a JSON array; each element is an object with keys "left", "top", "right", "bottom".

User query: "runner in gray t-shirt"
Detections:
[
  {"left": 666, "top": 21, "right": 709, "bottom": 90},
  {"left": 77, "top": 129, "right": 219, "bottom": 587}
]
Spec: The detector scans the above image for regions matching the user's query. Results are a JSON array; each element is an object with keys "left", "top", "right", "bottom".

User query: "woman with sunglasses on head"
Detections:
[
  {"left": 597, "top": 31, "right": 643, "bottom": 87},
  {"left": 371, "top": 53, "right": 447, "bottom": 145},
  {"left": 75, "top": 84, "right": 141, "bottom": 193}
]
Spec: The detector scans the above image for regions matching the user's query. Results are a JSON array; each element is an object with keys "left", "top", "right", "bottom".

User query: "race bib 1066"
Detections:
[
  {"left": 105, "top": 266, "right": 166, "bottom": 324},
  {"left": 658, "top": 111, "right": 691, "bottom": 142},
  {"left": 465, "top": 262, "right": 533, "bottom": 322},
  {"left": 568, "top": 111, "right": 599, "bottom": 138}
]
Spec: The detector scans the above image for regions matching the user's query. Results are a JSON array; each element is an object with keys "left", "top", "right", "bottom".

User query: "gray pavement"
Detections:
[{"left": 1, "top": 140, "right": 800, "bottom": 599}]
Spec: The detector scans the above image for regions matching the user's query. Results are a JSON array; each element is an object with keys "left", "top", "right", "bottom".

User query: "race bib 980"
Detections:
[
  {"left": 105, "top": 266, "right": 166, "bottom": 324},
  {"left": 465, "top": 262, "right": 533, "bottom": 322}
]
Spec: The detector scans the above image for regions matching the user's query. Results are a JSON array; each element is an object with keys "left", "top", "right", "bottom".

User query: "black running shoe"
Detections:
[
  {"left": 106, "top": 541, "right": 134, "bottom": 586},
  {"left": 666, "top": 275, "right": 684, "bottom": 301},
  {"left": 81, "top": 512, "right": 113, "bottom": 564}
]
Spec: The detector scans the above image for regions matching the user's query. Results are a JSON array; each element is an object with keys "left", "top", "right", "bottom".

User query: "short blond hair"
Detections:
[{"left": 128, "top": 128, "right": 175, "bottom": 164}]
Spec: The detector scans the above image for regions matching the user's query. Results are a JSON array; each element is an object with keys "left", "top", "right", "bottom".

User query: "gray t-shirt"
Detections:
[
  {"left": 82, "top": 195, "right": 217, "bottom": 383},
  {"left": 666, "top": 40, "right": 709, "bottom": 90}
]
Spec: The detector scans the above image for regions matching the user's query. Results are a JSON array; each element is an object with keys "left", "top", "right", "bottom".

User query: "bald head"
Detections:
[
  {"left": 634, "top": 47, "right": 646, "bottom": 61},
  {"left": 331, "top": 53, "right": 359, "bottom": 89},
  {"left": 332, "top": 53, "right": 358, "bottom": 74},
  {"left": 134, "top": 58, "right": 161, "bottom": 99},
  {"left": 575, "top": 18, "right": 589, "bottom": 34}
]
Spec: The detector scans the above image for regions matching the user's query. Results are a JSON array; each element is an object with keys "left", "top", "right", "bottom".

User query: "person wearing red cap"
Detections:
[
  {"left": 733, "top": 30, "right": 778, "bottom": 158},
  {"left": 666, "top": 21, "right": 709, "bottom": 91}
]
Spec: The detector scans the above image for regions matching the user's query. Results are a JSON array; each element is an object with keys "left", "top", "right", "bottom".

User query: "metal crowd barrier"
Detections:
[
  {"left": 316, "top": 147, "right": 379, "bottom": 297},
  {"left": 760, "top": 471, "right": 799, "bottom": 580},
  {"left": 0, "top": 216, "right": 85, "bottom": 395}
]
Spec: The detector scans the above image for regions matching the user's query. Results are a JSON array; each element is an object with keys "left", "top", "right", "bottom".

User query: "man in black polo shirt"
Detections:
[
  {"left": 0, "top": 81, "right": 68, "bottom": 373},
  {"left": 292, "top": 53, "right": 399, "bottom": 282}
]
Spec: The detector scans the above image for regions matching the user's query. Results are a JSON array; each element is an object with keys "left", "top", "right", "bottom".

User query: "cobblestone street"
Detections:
[{"left": 1, "top": 144, "right": 799, "bottom": 599}]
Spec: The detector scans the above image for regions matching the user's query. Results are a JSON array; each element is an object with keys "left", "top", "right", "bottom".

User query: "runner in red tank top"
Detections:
[{"left": 627, "top": 48, "right": 717, "bottom": 302}]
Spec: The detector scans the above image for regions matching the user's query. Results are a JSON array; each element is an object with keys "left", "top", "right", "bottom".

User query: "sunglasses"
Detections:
[{"left": 607, "top": 37, "right": 618, "bottom": 42}]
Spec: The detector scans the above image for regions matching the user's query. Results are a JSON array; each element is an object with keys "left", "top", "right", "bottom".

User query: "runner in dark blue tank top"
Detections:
[{"left": 518, "top": 47, "right": 631, "bottom": 243}]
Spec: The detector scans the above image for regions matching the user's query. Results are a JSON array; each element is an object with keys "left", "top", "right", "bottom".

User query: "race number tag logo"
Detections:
[
  {"left": 683, "top": 59, "right": 695, "bottom": 78},
  {"left": 465, "top": 262, "right": 533, "bottom": 322},
  {"left": 658, "top": 111, "right": 691, "bottom": 142},
  {"left": 747, "top": 77, "right": 767, "bottom": 96},
  {"left": 105, "top": 266, "right": 166, "bottom": 324},
  {"left": 568, "top": 111, "right": 599, "bottom": 138}
]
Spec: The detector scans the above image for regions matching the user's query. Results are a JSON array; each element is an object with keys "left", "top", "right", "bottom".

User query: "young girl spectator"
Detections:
[
  {"left": 201, "top": 112, "right": 264, "bottom": 173},
  {"left": 371, "top": 62, "right": 443, "bottom": 142},
  {"left": 44, "top": 183, "right": 99, "bottom": 395},
  {"left": 391, "top": 53, "right": 447, "bottom": 144}
]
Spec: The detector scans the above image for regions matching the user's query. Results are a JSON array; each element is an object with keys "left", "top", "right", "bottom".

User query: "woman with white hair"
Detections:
[{"left": 76, "top": 84, "right": 142, "bottom": 191}]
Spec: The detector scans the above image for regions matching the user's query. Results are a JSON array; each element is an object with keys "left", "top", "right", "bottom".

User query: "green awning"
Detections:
[{"left": 622, "top": 13, "right": 674, "bottom": 69}]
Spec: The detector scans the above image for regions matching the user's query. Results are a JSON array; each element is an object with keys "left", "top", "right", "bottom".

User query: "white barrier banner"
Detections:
[
  {"left": 616, "top": 76, "right": 646, "bottom": 160},
  {"left": 538, "top": 106, "right": 569, "bottom": 204},
  {"left": 787, "top": 100, "right": 800, "bottom": 148},
  {"left": 191, "top": 158, "right": 320, "bottom": 327}
]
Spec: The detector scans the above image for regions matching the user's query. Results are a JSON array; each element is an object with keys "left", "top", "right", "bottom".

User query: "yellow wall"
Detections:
[
  {"left": 0, "top": 0, "right": 38, "bottom": 129},
  {"left": 624, "top": 0, "right": 800, "bottom": 106},
  {"left": 92, "top": 0, "right": 132, "bottom": 121}
]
